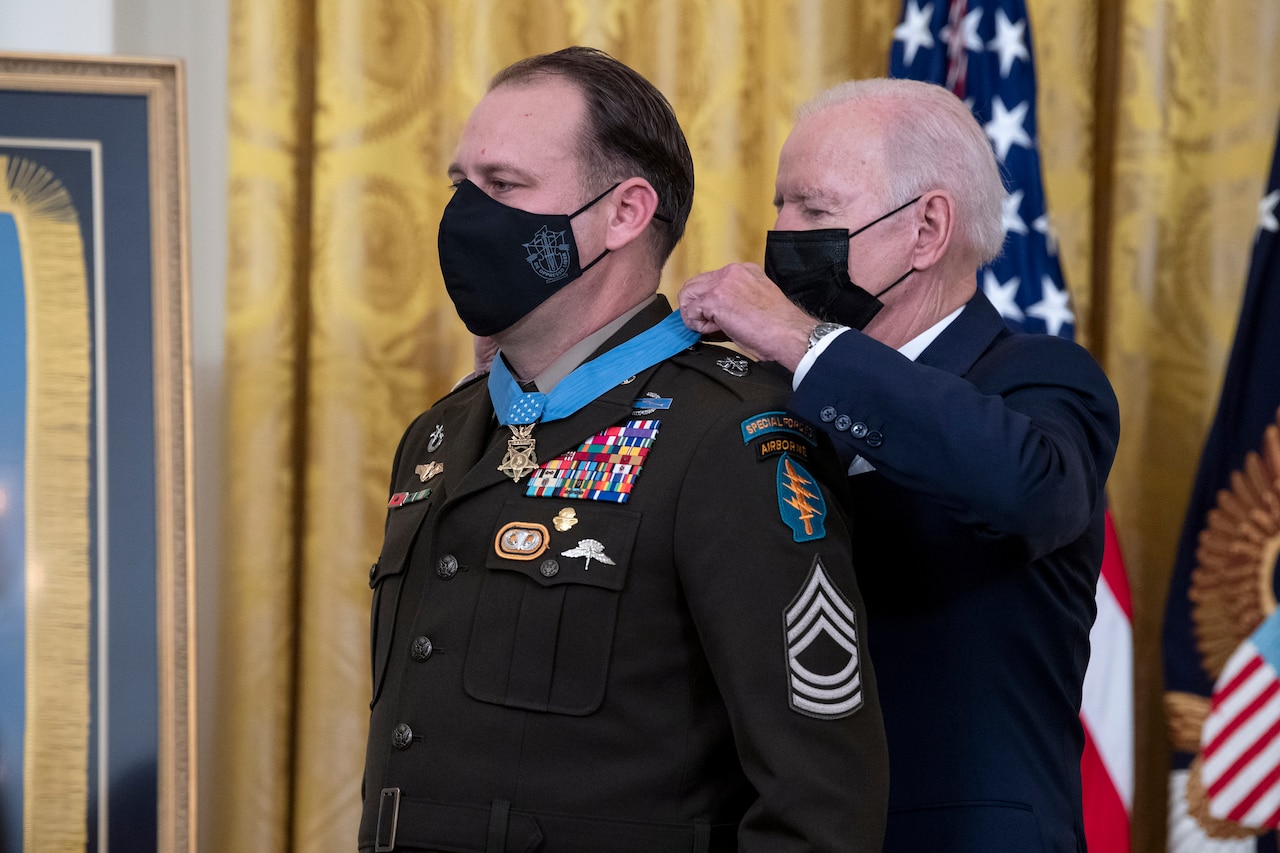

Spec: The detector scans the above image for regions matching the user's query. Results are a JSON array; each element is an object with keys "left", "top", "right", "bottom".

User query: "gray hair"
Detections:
[{"left": 798, "top": 78, "right": 1006, "bottom": 265}]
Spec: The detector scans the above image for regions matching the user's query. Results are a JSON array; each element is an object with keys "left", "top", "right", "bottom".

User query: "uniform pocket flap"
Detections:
[
  {"left": 371, "top": 497, "right": 432, "bottom": 586},
  {"left": 483, "top": 499, "right": 640, "bottom": 592}
]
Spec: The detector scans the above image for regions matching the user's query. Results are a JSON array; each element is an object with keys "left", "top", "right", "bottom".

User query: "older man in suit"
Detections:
[{"left": 680, "top": 77, "right": 1120, "bottom": 853}]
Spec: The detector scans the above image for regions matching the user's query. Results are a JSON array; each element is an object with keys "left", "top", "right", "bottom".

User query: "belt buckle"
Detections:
[{"left": 375, "top": 787, "right": 400, "bottom": 852}]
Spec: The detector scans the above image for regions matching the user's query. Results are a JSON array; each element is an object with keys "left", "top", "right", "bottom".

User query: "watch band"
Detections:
[{"left": 807, "top": 322, "right": 846, "bottom": 351}]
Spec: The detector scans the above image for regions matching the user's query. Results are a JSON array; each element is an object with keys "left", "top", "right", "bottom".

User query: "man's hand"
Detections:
[{"left": 678, "top": 263, "right": 818, "bottom": 372}]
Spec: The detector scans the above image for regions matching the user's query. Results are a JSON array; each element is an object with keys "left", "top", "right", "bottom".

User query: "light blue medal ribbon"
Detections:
[
  {"left": 488, "top": 310, "right": 700, "bottom": 426},
  {"left": 488, "top": 310, "right": 701, "bottom": 481}
]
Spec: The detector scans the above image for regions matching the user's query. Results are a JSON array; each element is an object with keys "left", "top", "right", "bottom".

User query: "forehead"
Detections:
[
  {"left": 453, "top": 76, "right": 587, "bottom": 177},
  {"left": 777, "top": 103, "right": 888, "bottom": 200}
]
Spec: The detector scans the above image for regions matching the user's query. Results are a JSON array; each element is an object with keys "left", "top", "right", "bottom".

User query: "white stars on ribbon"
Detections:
[
  {"left": 1002, "top": 189, "right": 1028, "bottom": 236},
  {"left": 987, "top": 9, "right": 1029, "bottom": 78},
  {"left": 893, "top": 0, "right": 936, "bottom": 66},
  {"left": 1026, "top": 276, "right": 1075, "bottom": 337},
  {"left": 1259, "top": 189, "right": 1280, "bottom": 234},
  {"left": 984, "top": 96, "right": 1033, "bottom": 162},
  {"left": 983, "top": 270, "right": 1025, "bottom": 323}
]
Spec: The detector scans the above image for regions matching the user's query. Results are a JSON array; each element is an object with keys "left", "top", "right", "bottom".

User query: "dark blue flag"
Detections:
[
  {"left": 1162, "top": 118, "right": 1280, "bottom": 846},
  {"left": 890, "top": 3, "right": 1133, "bottom": 848}
]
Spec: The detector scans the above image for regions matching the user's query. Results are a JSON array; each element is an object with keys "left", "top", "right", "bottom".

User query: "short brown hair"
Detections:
[{"left": 490, "top": 46, "right": 694, "bottom": 264}]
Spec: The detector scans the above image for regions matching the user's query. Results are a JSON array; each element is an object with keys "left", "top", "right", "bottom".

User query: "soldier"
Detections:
[{"left": 359, "top": 47, "right": 888, "bottom": 853}]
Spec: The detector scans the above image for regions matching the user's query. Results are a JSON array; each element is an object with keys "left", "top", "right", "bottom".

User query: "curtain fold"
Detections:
[{"left": 217, "top": 2, "right": 1280, "bottom": 849}]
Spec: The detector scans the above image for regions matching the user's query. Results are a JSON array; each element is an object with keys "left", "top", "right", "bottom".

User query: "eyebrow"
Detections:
[
  {"left": 446, "top": 161, "right": 536, "bottom": 184},
  {"left": 773, "top": 187, "right": 843, "bottom": 208}
]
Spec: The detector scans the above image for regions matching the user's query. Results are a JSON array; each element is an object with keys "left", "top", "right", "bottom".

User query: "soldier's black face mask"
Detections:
[
  {"left": 763, "top": 194, "right": 921, "bottom": 329},
  {"left": 438, "top": 179, "right": 616, "bottom": 336}
]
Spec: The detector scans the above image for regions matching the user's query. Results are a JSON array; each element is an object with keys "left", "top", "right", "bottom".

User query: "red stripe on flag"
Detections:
[
  {"left": 1207, "top": 712, "right": 1280, "bottom": 799},
  {"left": 1203, "top": 675, "right": 1279, "bottom": 760},
  {"left": 1101, "top": 511, "right": 1131, "bottom": 620},
  {"left": 1213, "top": 654, "right": 1266, "bottom": 706},
  {"left": 1081, "top": 723, "right": 1130, "bottom": 852},
  {"left": 1226, "top": 739, "right": 1280, "bottom": 822}
]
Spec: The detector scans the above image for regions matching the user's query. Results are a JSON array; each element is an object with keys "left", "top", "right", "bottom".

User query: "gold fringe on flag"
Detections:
[{"left": 2, "top": 154, "right": 93, "bottom": 851}]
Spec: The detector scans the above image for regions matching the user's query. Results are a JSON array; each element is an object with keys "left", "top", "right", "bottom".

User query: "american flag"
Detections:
[
  {"left": 1162, "top": 116, "right": 1280, "bottom": 851},
  {"left": 1200, "top": 613, "right": 1280, "bottom": 829},
  {"left": 890, "top": 2, "right": 1135, "bottom": 850}
]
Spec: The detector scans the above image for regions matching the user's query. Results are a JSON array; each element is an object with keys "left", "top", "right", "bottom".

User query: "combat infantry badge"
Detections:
[{"left": 498, "top": 423, "right": 539, "bottom": 481}]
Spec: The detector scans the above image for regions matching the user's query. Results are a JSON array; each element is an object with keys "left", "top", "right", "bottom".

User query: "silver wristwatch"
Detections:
[{"left": 807, "top": 321, "right": 845, "bottom": 351}]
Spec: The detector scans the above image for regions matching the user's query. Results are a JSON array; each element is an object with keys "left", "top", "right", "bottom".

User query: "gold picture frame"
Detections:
[{"left": 0, "top": 54, "right": 194, "bottom": 852}]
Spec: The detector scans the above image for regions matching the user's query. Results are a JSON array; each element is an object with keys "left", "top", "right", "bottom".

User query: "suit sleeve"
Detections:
[
  {"left": 791, "top": 329, "right": 1119, "bottom": 557},
  {"left": 673, "top": 400, "right": 889, "bottom": 852}
]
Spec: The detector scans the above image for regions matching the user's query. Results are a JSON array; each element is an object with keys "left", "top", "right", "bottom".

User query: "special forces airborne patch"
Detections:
[{"left": 784, "top": 555, "right": 863, "bottom": 719}]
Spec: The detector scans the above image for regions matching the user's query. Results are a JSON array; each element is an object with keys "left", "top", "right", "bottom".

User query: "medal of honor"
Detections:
[{"left": 498, "top": 423, "right": 539, "bottom": 481}]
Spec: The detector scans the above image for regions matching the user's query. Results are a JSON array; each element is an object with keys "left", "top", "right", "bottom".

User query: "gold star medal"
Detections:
[{"left": 498, "top": 423, "right": 539, "bottom": 481}]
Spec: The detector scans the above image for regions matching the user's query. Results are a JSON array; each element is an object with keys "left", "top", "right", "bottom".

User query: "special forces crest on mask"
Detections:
[
  {"left": 523, "top": 225, "right": 573, "bottom": 283},
  {"left": 437, "top": 179, "right": 618, "bottom": 336}
]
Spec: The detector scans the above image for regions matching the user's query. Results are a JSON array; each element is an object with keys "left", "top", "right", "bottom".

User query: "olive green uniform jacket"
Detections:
[{"left": 360, "top": 299, "right": 888, "bottom": 853}]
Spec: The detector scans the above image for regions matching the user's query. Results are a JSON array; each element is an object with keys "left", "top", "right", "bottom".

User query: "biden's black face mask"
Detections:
[
  {"left": 763, "top": 194, "right": 920, "bottom": 329},
  {"left": 437, "top": 179, "right": 615, "bottom": 336}
]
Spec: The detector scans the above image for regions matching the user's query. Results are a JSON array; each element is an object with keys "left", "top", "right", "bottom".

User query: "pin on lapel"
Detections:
[
  {"left": 561, "top": 538, "right": 615, "bottom": 571},
  {"left": 427, "top": 424, "right": 444, "bottom": 453},
  {"left": 415, "top": 461, "right": 444, "bottom": 482},
  {"left": 632, "top": 391, "right": 673, "bottom": 416},
  {"left": 717, "top": 355, "right": 750, "bottom": 377}
]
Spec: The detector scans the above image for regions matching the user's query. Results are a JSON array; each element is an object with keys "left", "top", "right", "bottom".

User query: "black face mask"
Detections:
[
  {"left": 438, "top": 179, "right": 616, "bottom": 336},
  {"left": 763, "top": 195, "right": 921, "bottom": 329}
]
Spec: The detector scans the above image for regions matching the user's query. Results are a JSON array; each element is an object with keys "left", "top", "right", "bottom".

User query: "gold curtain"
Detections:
[{"left": 216, "top": 1, "right": 1280, "bottom": 850}]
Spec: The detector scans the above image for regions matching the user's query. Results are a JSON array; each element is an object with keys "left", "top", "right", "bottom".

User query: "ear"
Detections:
[
  {"left": 603, "top": 177, "right": 661, "bottom": 251},
  {"left": 910, "top": 190, "right": 954, "bottom": 271}
]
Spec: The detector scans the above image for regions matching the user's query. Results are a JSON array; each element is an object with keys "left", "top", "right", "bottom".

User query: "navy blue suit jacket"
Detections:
[{"left": 789, "top": 291, "right": 1120, "bottom": 853}]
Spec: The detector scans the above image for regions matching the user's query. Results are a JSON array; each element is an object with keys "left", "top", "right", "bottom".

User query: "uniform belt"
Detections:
[{"left": 365, "top": 788, "right": 737, "bottom": 852}]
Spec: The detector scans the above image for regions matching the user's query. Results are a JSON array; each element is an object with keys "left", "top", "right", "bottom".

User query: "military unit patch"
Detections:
[
  {"left": 740, "top": 411, "right": 817, "bottom": 444},
  {"left": 784, "top": 555, "right": 864, "bottom": 719},
  {"left": 388, "top": 488, "right": 431, "bottom": 508},
  {"left": 525, "top": 419, "right": 659, "bottom": 503},
  {"left": 754, "top": 436, "right": 811, "bottom": 462},
  {"left": 776, "top": 453, "right": 826, "bottom": 542}
]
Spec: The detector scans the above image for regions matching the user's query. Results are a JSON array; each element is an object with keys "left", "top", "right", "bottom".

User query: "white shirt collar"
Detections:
[{"left": 896, "top": 305, "right": 964, "bottom": 362}]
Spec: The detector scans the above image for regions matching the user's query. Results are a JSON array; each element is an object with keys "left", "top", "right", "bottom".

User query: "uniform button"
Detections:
[
  {"left": 392, "top": 723, "right": 413, "bottom": 750},
  {"left": 819, "top": 406, "right": 838, "bottom": 423},
  {"left": 540, "top": 559, "right": 559, "bottom": 578},
  {"left": 834, "top": 414, "right": 852, "bottom": 432},
  {"left": 436, "top": 554, "right": 459, "bottom": 579},
  {"left": 850, "top": 422, "right": 869, "bottom": 439},
  {"left": 410, "top": 636, "right": 433, "bottom": 661},
  {"left": 368, "top": 562, "right": 378, "bottom": 586},
  {"left": 866, "top": 430, "right": 883, "bottom": 448}
]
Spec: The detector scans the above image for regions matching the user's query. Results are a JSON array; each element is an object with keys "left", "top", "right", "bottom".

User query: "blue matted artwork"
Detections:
[{"left": 0, "top": 55, "right": 193, "bottom": 853}]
